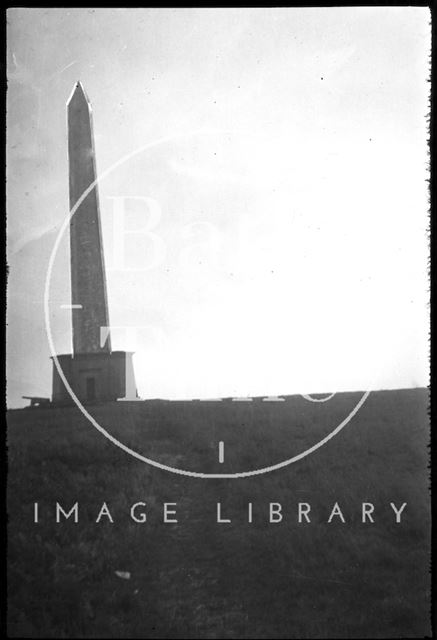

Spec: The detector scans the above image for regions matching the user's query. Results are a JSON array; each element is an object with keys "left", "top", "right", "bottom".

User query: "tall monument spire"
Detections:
[
  {"left": 50, "top": 83, "right": 137, "bottom": 405},
  {"left": 67, "top": 81, "right": 111, "bottom": 354}
]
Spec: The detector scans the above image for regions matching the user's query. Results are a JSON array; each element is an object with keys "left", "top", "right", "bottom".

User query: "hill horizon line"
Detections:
[{"left": 7, "top": 385, "right": 428, "bottom": 411}]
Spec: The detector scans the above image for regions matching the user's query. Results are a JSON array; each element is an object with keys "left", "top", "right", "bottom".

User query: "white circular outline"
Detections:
[
  {"left": 44, "top": 128, "right": 371, "bottom": 478},
  {"left": 301, "top": 392, "right": 336, "bottom": 403}
]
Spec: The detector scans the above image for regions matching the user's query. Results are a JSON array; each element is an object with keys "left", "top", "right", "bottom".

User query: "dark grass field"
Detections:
[{"left": 7, "top": 388, "right": 431, "bottom": 638}]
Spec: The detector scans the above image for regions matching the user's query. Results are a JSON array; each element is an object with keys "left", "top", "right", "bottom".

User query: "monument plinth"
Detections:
[{"left": 51, "top": 82, "right": 137, "bottom": 405}]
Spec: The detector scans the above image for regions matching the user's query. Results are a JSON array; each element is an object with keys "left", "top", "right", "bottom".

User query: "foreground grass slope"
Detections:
[{"left": 7, "top": 389, "right": 430, "bottom": 638}]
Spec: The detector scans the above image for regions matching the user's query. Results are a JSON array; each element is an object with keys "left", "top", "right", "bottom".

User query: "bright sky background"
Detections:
[{"left": 7, "top": 7, "right": 430, "bottom": 406}]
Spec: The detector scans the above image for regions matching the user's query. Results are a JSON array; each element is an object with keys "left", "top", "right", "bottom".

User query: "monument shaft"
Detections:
[
  {"left": 68, "top": 82, "right": 111, "bottom": 354},
  {"left": 50, "top": 82, "right": 137, "bottom": 405}
]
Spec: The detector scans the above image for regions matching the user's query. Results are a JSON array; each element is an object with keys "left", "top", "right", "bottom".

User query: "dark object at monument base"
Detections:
[{"left": 51, "top": 351, "right": 136, "bottom": 405}]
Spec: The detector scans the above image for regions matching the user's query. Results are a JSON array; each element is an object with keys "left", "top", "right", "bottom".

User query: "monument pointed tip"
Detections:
[{"left": 67, "top": 81, "right": 91, "bottom": 107}]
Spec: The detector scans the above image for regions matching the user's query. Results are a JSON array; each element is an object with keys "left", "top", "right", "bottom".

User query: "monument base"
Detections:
[{"left": 51, "top": 351, "right": 137, "bottom": 405}]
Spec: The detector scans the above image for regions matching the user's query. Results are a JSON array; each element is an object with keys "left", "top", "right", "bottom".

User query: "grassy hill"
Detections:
[{"left": 7, "top": 388, "right": 431, "bottom": 638}]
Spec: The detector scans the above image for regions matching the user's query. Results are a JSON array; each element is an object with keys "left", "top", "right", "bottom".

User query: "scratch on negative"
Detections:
[{"left": 50, "top": 60, "right": 77, "bottom": 78}]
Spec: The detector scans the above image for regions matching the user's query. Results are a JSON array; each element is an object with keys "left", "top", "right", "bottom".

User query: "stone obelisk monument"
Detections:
[
  {"left": 51, "top": 82, "right": 137, "bottom": 404},
  {"left": 68, "top": 82, "right": 111, "bottom": 355}
]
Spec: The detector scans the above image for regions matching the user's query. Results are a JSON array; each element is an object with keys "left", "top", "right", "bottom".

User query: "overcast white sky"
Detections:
[{"left": 7, "top": 7, "right": 430, "bottom": 406}]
